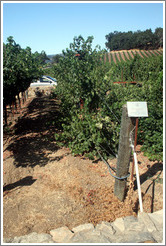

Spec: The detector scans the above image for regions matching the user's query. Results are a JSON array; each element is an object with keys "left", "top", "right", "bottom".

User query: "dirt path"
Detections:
[{"left": 3, "top": 91, "right": 163, "bottom": 239}]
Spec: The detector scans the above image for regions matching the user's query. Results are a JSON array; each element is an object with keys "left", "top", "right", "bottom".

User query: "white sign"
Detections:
[{"left": 127, "top": 102, "right": 148, "bottom": 117}]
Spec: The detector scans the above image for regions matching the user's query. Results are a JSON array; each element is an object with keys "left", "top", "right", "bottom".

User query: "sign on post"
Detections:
[{"left": 127, "top": 101, "right": 148, "bottom": 117}]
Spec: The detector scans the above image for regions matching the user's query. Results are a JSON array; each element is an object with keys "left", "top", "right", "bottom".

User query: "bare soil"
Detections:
[
  {"left": 111, "top": 52, "right": 117, "bottom": 64},
  {"left": 128, "top": 50, "right": 134, "bottom": 59},
  {"left": 119, "top": 51, "right": 126, "bottom": 62},
  {"left": 3, "top": 88, "right": 163, "bottom": 239}
]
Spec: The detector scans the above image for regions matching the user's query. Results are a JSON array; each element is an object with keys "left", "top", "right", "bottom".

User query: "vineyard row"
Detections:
[
  {"left": 3, "top": 90, "right": 29, "bottom": 126},
  {"left": 103, "top": 48, "right": 163, "bottom": 64}
]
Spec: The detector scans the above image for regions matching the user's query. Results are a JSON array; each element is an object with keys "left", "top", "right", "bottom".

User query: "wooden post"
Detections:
[
  {"left": 22, "top": 92, "right": 24, "bottom": 104},
  {"left": 4, "top": 104, "right": 8, "bottom": 125},
  {"left": 12, "top": 101, "right": 15, "bottom": 117},
  {"left": 24, "top": 91, "right": 26, "bottom": 102},
  {"left": 26, "top": 89, "right": 28, "bottom": 99},
  {"left": 15, "top": 98, "right": 18, "bottom": 113},
  {"left": 80, "top": 98, "right": 84, "bottom": 110},
  {"left": 114, "top": 104, "right": 135, "bottom": 201}
]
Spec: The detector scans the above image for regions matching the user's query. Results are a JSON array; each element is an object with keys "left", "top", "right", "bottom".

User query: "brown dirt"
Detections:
[
  {"left": 135, "top": 50, "right": 144, "bottom": 58},
  {"left": 145, "top": 50, "right": 153, "bottom": 57},
  {"left": 141, "top": 50, "right": 149, "bottom": 58},
  {"left": 111, "top": 52, "right": 117, "bottom": 64},
  {"left": 148, "top": 50, "right": 156, "bottom": 56},
  {"left": 108, "top": 53, "right": 111, "bottom": 63},
  {"left": 119, "top": 51, "right": 126, "bottom": 62},
  {"left": 108, "top": 49, "right": 162, "bottom": 64},
  {"left": 3, "top": 88, "right": 163, "bottom": 238},
  {"left": 115, "top": 52, "right": 121, "bottom": 62},
  {"left": 123, "top": 51, "right": 130, "bottom": 60},
  {"left": 128, "top": 50, "right": 134, "bottom": 59}
]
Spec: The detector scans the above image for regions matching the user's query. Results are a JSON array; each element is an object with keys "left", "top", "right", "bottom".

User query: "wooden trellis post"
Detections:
[
  {"left": 12, "top": 101, "right": 15, "bottom": 117},
  {"left": 4, "top": 105, "right": 8, "bottom": 125},
  {"left": 114, "top": 104, "right": 135, "bottom": 201},
  {"left": 114, "top": 102, "right": 148, "bottom": 202},
  {"left": 22, "top": 92, "right": 24, "bottom": 104}
]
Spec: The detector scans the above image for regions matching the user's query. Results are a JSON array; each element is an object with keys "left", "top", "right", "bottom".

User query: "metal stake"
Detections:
[{"left": 130, "top": 117, "right": 139, "bottom": 182}]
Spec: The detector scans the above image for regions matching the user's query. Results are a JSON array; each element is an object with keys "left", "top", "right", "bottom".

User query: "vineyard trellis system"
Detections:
[
  {"left": 3, "top": 35, "right": 163, "bottom": 164},
  {"left": 54, "top": 35, "right": 163, "bottom": 163},
  {"left": 3, "top": 89, "right": 29, "bottom": 126},
  {"left": 103, "top": 48, "right": 163, "bottom": 64},
  {"left": 3, "top": 36, "right": 45, "bottom": 126}
]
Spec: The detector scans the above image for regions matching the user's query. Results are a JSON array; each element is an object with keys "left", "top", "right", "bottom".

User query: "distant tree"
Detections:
[
  {"left": 34, "top": 50, "right": 49, "bottom": 65},
  {"left": 105, "top": 28, "right": 163, "bottom": 51},
  {"left": 154, "top": 27, "right": 163, "bottom": 48},
  {"left": 105, "top": 31, "right": 120, "bottom": 51},
  {"left": 52, "top": 54, "right": 63, "bottom": 64}
]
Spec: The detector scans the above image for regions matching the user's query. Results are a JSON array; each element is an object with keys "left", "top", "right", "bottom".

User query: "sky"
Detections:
[{"left": 2, "top": 1, "right": 164, "bottom": 55}]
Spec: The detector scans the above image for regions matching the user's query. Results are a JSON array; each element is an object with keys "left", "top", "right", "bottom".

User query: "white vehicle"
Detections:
[{"left": 30, "top": 76, "right": 57, "bottom": 86}]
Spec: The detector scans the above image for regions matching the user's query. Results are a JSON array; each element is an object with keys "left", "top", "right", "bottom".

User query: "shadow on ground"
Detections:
[
  {"left": 3, "top": 176, "right": 37, "bottom": 192},
  {"left": 14, "top": 96, "right": 62, "bottom": 134},
  {"left": 133, "top": 162, "right": 163, "bottom": 190},
  {"left": 6, "top": 96, "right": 62, "bottom": 168}
]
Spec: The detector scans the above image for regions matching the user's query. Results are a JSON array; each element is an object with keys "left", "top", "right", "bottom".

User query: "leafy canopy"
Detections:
[
  {"left": 54, "top": 35, "right": 108, "bottom": 112},
  {"left": 105, "top": 28, "right": 163, "bottom": 51},
  {"left": 3, "top": 36, "right": 43, "bottom": 105},
  {"left": 53, "top": 37, "right": 163, "bottom": 161}
]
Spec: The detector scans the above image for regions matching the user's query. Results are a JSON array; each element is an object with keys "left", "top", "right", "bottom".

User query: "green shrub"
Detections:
[
  {"left": 104, "top": 55, "right": 163, "bottom": 161},
  {"left": 53, "top": 36, "right": 163, "bottom": 161}
]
